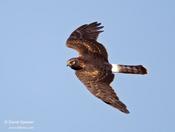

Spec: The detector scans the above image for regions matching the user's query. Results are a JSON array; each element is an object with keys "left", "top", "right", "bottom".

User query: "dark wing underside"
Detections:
[
  {"left": 91, "top": 83, "right": 129, "bottom": 114},
  {"left": 66, "top": 22, "right": 108, "bottom": 62},
  {"left": 76, "top": 70, "right": 129, "bottom": 114}
]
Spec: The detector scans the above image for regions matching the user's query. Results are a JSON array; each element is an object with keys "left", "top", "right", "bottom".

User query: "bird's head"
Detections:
[{"left": 67, "top": 58, "right": 84, "bottom": 70}]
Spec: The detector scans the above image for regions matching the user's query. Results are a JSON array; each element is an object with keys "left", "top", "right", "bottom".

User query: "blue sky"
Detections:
[{"left": 0, "top": 0, "right": 175, "bottom": 131}]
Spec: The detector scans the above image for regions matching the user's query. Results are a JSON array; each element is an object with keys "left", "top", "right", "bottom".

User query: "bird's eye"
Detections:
[{"left": 71, "top": 61, "right": 76, "bottom": 65}]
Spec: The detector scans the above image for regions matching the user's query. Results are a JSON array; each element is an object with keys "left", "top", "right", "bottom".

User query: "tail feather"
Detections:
[{"left": 112, "top": 64, "right": 147, "bottom": 74}]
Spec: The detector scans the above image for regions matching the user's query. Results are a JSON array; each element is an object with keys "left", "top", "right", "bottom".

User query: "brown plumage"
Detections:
[{"left": 66, "top": 22, "right": 147, "bottom": 114}]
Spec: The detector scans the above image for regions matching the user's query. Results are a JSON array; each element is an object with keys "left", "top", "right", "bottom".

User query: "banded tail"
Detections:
[{"left": 112, "top": 64, "right": 147, "bottom": 74}]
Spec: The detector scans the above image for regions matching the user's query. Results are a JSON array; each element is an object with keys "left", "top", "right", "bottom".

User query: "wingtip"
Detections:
[
  {"left": 122, "top": 109, "right": 130, "bottom": 114},
  {"left": 88, "top": 21, "right": 103, "bottom": 28},
  {"left": 90, "top": 21, "right": 101, "bottom": 25},
  {"left": 118, "top": 106, "right": 130, "bottom": 114}
]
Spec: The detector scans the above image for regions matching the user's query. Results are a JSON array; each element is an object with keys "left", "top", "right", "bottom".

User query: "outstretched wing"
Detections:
[
  {"left": 76, "top": 70, "right": 129, "bottom": 114},
  {"left": 92, "top": 83, "right": 129, "bottom": 114},
  {"left": 66, "top": 22, "right": 108, "bottom": 61},
  {"left": 68, "top": 22, "right": 103, "bottom": 41}
]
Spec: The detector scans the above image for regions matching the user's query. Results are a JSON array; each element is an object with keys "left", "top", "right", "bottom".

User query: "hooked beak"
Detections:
[{"left": 66, "top": 61, "right": 70, "bottom": 66}]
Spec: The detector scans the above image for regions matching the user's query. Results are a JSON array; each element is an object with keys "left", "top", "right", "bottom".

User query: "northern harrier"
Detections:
[{"left": 66, "top": 22, "right": 147, "bottom": 114}]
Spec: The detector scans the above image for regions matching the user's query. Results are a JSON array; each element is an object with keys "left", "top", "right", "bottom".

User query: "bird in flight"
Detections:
[{"left": 66, "top": 22, "right": 147, "bottom": 114}]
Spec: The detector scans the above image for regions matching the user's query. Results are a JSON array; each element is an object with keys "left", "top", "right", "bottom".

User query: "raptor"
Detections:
[{"left": 66, "top": 22, "right": 147, "bottom": 113}]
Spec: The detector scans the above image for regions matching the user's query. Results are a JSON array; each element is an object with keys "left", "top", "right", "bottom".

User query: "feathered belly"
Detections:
[{"left": 76, "top": 66, "right": 114, "bottom": 84}]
